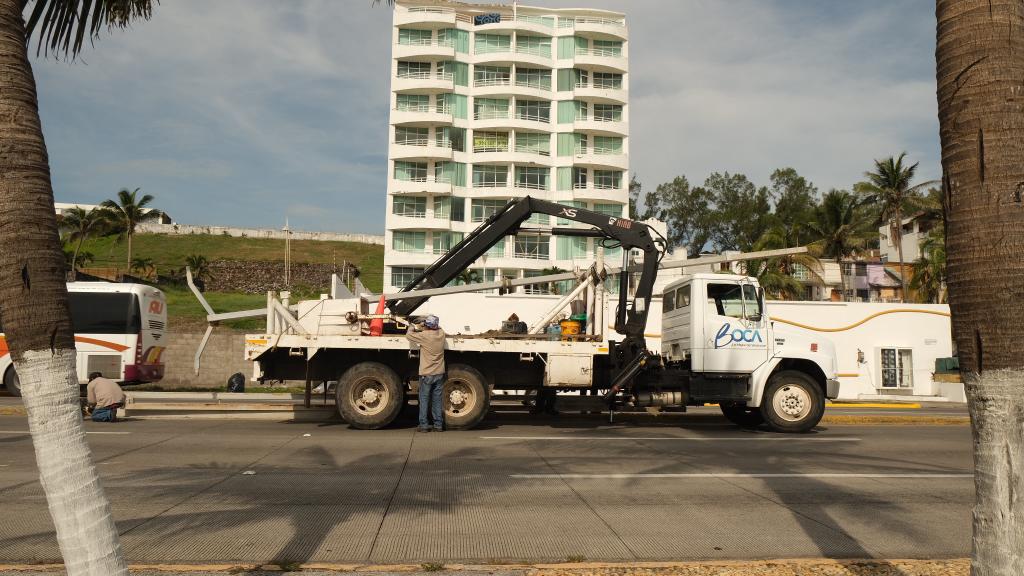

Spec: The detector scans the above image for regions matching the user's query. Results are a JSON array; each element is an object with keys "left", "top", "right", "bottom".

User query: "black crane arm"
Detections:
[{"left": 387, "top": 196, "right": 665, "bottom": 341}]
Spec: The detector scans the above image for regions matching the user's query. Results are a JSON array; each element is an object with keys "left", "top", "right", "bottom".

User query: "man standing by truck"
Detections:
[{"left": 406, "top": 315, "right": 446, "bottom": 432}]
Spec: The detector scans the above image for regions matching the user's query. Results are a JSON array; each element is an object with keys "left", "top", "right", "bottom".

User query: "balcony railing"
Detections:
[
  {"left": 515, "top": 45, "right": 552, "bottom": 58},
  {"left": 474, "top": 144, "right": 509, "bottom": 153},
  {"left": 593, "top": 78, "right": 623, "bottom": 90},
  {"left": 476, "top": 45, "right": 512, "bottom": 55},
  {"left": 592, "top": 113, "right": 622, "bottom": 122},
  {"left": 516, "top": 14, "right": 555, "bottom": 28},
  {"left": 574, "top": 47, "right": 623, "bottom": 58},
  {"left": 474, "top": 109, "right": 510, "bottom": 120},
  {"left": 472, "top": 180, "right": 508, "bottom": 188},
  {"left": 515, "top": 146, "right": 550, "bottom": 156},
  {"left": 515, "top": 181, "right": 548, "bottom": 190},
  {"left": 405, "top": 6, "right": 473, "bottom": 24},
  {"left": 395, "top": 174, "right": 428, "bottom": 183},
  {"left": 395, "top": 104, "right": 431, "bottom": 113},
  {"left": 436, "top": 71, "right": 455, "bottom": 82},
  {"left": 592, "top": 146, "right": 622, "bottom": 155},
  {"left": 514, "top": 78, "right": 552, "bottom": 91},
  {"left": 514, "top": 111, "right": 551, "bottom": 123},
  {"left": 558, "top": 16, "right": 626, "bottom": 28},
  {"left": 396, "top": 70, "right": 433, "bottom": 80},
  {"left": 395, "top": 137, "right": 429, "bottom": 147},
  {"left": 474, "top": 77, "right": 511, "bottom": 87}
]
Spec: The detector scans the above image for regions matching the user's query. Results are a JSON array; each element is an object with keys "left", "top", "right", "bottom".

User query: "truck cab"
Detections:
[{"left": 662, "top": 273, "right": 840, "bottom": 432}]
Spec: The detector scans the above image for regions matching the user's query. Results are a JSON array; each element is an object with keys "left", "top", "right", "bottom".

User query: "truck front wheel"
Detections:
[
  {"left": 337, "top": 362, "right": 403, "bottom": 429},
  {"left": 444, "top": 364, "right": 489, "bottom": 430},
  {"left": 3, "top": 366, "right": 21, "bottom": 398},
  {"left": 720, "top": 403, "right": 764, "bottom": 428},
  {"left": 761, "top": 370, "right": 825, "bottom": 433}
]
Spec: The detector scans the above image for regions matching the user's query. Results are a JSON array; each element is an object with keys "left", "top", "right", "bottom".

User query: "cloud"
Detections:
[{"left": 32, "top": 0, "right": 938, "bottom": 235}]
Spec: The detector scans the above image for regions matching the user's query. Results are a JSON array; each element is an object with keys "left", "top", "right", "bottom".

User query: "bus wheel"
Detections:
[
  {"left": 444, "top": 364, "right": 489, "bottom": 430},
  {"left": 720, "top": 403, "right": 763, "bottom": 428},
  {"left": 3, "top": 367, "right": 21, "bottom": 398},
  {"left": 761, "top": 370, "right": 825, "bottom": 433},
  {"left": 336, "top": 362, "right": 403, "bottom": 430}
]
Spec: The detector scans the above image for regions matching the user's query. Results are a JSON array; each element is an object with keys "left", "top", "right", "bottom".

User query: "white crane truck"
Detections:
[{"left": 199, "top": 197, "right": 838, "bottom": 432}]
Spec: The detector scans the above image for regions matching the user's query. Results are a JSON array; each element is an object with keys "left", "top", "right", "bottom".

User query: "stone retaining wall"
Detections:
[{"left": 204, "top": 260, "right": 358, "bottom": 294}]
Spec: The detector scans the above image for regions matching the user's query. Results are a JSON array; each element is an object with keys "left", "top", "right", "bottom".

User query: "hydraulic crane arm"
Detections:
[{"left": 388, "top": 196, "right": 666, "bottom": 341}]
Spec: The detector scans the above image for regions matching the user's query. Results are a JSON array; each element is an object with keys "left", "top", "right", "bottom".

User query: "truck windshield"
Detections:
[{"left": 708, "top": 283, "right": 762, "bottom": 320}]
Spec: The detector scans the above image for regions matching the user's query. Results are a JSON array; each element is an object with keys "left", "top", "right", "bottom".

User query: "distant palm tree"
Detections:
[
  {"left": 910, "top": 230, "right": 946, "bottom": 303},
  {"left": 130, "top": 256, "right": 154, "bottom": 279},
  {"left": 100, "top": 188, "right": 162, "bottom": 277},
  {"left": 185, "top": 254, "right": 212, "bottom": 287},
  {"left": 746, "top": 226, "right": 823, "bottom": 300},
  {"left": 804, "top": 190, "right": 874, "bottom": 301},
  {"left": 60, "top": 207, "right": 107, "bottom": 280},
  {"left": 857, "top": 153, "right": 937, "bottom": 302}
]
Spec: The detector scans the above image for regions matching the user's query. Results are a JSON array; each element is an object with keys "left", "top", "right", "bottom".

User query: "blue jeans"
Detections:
[
  {"left": 418, "top": 373, "right": 445, "bottom": 430},
  {"left": 92, "top": 404, "right": 119, "bottom": 422}
]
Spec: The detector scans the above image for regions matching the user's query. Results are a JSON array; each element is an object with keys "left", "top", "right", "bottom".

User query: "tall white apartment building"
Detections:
[{"left": 384, "top": 0, "right": 629, "bottom": 292}]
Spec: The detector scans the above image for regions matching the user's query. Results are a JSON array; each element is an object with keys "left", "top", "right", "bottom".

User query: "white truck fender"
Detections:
[
  {"left": 747, "top": 350, "right": 838, "bottom": 408},
  {"left": 746, "top": 357, "right": 783, "bottom": 408}
]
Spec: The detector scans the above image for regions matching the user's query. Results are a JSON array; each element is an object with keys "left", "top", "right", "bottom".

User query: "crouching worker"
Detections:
[
  {"left": 406, "top": 314, "right": 446, "bottom": 433},
  {"left": 87, "top": 372, "right": 125, "bottom": 422}
]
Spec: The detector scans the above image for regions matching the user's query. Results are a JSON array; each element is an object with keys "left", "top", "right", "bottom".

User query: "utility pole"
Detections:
[{"left": 283, "top": 218, "right": 292, "bottom": 287}]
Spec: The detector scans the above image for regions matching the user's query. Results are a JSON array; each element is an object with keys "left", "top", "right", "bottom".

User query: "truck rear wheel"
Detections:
[
  {"left": 337, "top": 362, "right": 403, "bottom": 429},
  {"left": 720, "top": 403, "right": 763, "bottom": 428},
  {"left": 3, "top": 367, "right": 22, "bottom": 398},
  {"left": 444, "top": 364, "right": 489, "bottom": 430},
  {"left": 761, "top": 370, "right": 825, "bottom": 433}
]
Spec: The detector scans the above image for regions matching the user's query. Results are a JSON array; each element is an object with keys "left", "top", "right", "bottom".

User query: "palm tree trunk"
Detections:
[
  {"left": 72, "top": 235, "right": 85, "bottom": 282},
  {"left": 936, "top": 1, "right": 1024, "bottom": 574},
  {"left": 0, "top": 2, "right": 127, "bottom": 574},
  {"left": 836, "top": 258, "right": 846, "bottom": 301},
  {"left": 893, "top": 210, "right": 907, "bottom": 303},
  {"left": 126, "top": 228, "right": 132, "bottom": 280}
]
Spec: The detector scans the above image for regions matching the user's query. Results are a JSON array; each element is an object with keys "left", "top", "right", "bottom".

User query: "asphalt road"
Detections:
[{"left": 0, "top": 412, "right": 973, "bottom": 565}]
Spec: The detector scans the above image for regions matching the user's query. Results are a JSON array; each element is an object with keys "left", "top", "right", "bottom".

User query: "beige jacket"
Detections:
[
  {"left": 87, "top": 377, "right": 126, "bottom": 408},
  {"left": 406, "top": 325, "right": 447, "bottom": 376}
]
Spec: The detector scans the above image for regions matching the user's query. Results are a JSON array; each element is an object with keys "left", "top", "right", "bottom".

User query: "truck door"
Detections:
[{"left": 701, "top": 281, "right": 769, "bottom": 373}]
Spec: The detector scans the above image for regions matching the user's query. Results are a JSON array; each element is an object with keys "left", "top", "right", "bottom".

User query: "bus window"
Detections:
[{"left": 69, "top": 293, "right": 141, "bottom": 334}]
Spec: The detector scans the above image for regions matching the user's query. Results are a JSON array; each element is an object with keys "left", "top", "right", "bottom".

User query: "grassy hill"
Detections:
[{"left": 75, "top": 232, "right": 384, "bottom": 331}]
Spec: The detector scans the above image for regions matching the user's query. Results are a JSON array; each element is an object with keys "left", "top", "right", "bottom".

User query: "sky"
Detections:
[{"left": 32, "top": 0, "right": 939, "bottom": 235}]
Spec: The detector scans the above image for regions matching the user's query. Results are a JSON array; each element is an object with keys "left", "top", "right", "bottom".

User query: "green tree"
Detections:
[
  {"left": 185, "top": 253, "right": 212, "bottom": 284},
  {"left": 130, "top": 256, "right": 154, "bottom": 278},
  {"left": 59, "top": 207, "right": 107, "bottom": 280},
  {"left": 745, "top": 225, "right": 824, "bottom": 300},
  {"left": 909, "top": 229, "right": 946, "bottom": 303},
  {"left": 804, "top": 190, "right": 874, "bottom": 301},
  {"left": 857, "top": 153, "right": 936, "bottom": 302},
  {"left": 768, "top": 168, "right": 819, "bottom": 245},
  {"left": 704, "top": 172, "right": 772, "bottom": 252},
  {"left": 100, "top": 187, "right": 161, "bottom": 277},
  {"left": 641, "top": 176, "right": 714, "bottom": 254},
  {"left": 936, "top": 4, "right": 1024, "bottom": 568}
]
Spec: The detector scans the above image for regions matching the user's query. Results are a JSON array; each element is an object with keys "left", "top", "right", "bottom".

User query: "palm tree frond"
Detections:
[{"left": 26, "top": 0, "right": 156, "bottom": 58}]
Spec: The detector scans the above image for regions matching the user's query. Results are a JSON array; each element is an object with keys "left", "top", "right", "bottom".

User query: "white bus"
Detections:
[{"left": 1, "top": 282, "right": 168, "bottom": 397}]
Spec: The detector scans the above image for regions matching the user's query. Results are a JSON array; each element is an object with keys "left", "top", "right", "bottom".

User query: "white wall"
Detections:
[
  {"left": 766, "top": 301, "right": 958, "bottom": 400},
  {"left": 136, "top": 222, "right": 384, "bottom": 245}
]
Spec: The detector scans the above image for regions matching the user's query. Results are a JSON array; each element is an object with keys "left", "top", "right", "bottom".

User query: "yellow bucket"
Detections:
[{"left": 559, "top": 320, "right": 582, "bottom": 336}]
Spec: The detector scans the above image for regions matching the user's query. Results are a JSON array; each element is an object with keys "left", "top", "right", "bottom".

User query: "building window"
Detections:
[
  {"left": 392, "top": 231, "right": 426, "bottom": 252},
  {"left": 842, "top": 263, "right": 854, "bottom": 277},
  {"left": 432, "top": 231, "right": 464, "bottom": 254},
  {"left": 593, "top": 203, "right": 623, "bottom": 217},
  {"left": 593, "top": 72, "right": 622, "bottom": 89},
  {"left": 592, "top": 39, "right": 622, "bottom": 56},
  {"left": 856, "top": 289, "right": 869, "bottom": 301},
  {"left": 391, "top": 266, "right": 425, "bottom": 288},
  {"left": 515, "top": 166, "right": 549, "bottom": 190},
  {"left": 394, "top": 161, "right": 428, "bottom": 182},
  {"left": 475, "top": 33, "right": 511, "bottom": 54},
  {"left": 474, "top": 65, "right": 511, "bottom": 87},
  {"left": 515, "top": 132, "right": 550, "bottom": 156},
  {"left": 556, "top": 236, "right": 587, "bottom": 260},
  {"left": 473, "top": 131, "right": 509, "bottom": 153},
  {"left": 593, "top": 104, "right": 622, "bottom": 122},
  {"left": 594, "top": 170, "right": 622, "bottom": 189},
  {"left": 516, "top": 35, "right": 552, "bottom": 57},
  {"left": 523, "top": 269, "right": 552, "bottom": 295},
  {"left": 472, "top": 165, "right": 508, "bottom": 188},
  {"left": 435, "top": 127, "right": 465, "bottom": 152},
  {"left": 856, "top": 263, "right": 868, "bottom": 277},
  {"left": 486, "top": 237, "right": 506, "bottom": 257},
  {"left": 474, "top": 97, "right": 509, "bottom": 119},
  {"left": 395, "top": 126, "right": 428, "bottom": 146},
  {"left": 396, "top": 60, "right": 431, "bottom": 79},
  {"left": 398, "top": 28, "right": 432, "bottom": 45},
  {"left": 593, "top": 136, "right": 622, "bottom": 155},
  {"left": 515, "top": 99, "right": 551, "bottom": 122},
  {"left": 434, "top": 196, "right": 465, "bottom": 222},
  {"left": 880, "top": 348, "right": 914, "bottom": 388},
  {"left": 573, "top": 167, "right": 588, "bottom": 189},
  {"left": 396, "top": 94, "right": 429, "bottom": 112},
  {"left": 515, "top": 68, "right": 552, "bottom": 91},
  {"left": 434, "top": 161, "right": 466, "bottom": 186},
  {"left": 514, "top": 235, "right": 550, "bottom": 260},
  {"left": 471, "top": 198, "right": 508, "bottom": 222},
  {"left": 392, "top": 196, "right": 426, "bottom": 217}
]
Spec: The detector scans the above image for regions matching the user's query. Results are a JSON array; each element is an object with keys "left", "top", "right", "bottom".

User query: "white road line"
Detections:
[
  {"left": 512, "top": 473, "right": 974, "bottom": 479},
  {"left": 0, "top": 431, "right": 130, "bottom": 435},
  {"left": 481, "top": 436, "right": 861, "bottom": 442}
]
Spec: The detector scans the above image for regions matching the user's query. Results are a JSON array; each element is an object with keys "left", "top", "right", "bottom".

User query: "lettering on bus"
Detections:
[{"left": 148, "top": 300, "right": 164, "bottom": 315}]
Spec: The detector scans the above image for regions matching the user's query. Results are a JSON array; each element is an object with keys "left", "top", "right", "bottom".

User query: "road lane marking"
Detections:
[
  {"left": 482, "top": 436, "right": 861, "bottom": 442},
  {"left": 0, "top": 431, "right": 130, "bottom": 435},
  {"left": 512, "top": 473, "right": 973, "bottom": 479}
]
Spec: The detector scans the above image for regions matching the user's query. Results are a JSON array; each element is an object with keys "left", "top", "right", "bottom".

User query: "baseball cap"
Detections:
[{"left": 424, "top": 315, "right": 440, "bottom": 329}]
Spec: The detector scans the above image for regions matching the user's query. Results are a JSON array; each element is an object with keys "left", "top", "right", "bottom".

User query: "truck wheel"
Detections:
[
  {"left": 761, "top": 370, "right": 825, "bottom": 433},
  {"left": 336, "top": 362, "right": 403, "bottom": 429},
  {"left": 720, "top": 403, "right": 763, "bottom": 428},
  {"left": 3, "top": 367, "right": 22, "bottom": 398},
  {"left": 444, "top": 364, "right": 489, "bottom": 430}
]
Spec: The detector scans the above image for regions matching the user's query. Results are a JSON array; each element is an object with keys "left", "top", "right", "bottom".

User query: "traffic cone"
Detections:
[{"left": 369, "top": 295, "right": 386, "bottom": 337}]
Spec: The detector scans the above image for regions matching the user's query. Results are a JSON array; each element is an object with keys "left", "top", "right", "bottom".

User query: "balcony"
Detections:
[
  {"left": 472, "top": 46, "right": 514, "bottom": 66},
  {"left": 390, "top": 140, "right": 455, "bottom": 161},
  {"left": 387, "top": 214, "right": 456, "bottom": 231},
  {"left": 569, "top": 184, "right": 628, "bottom": 202},
  {"left": 573, "top": 116, "right": 628, "bottom": 136},
  {"left": 394, "top": 6, "right": 472, "bottom": 27},
  {"left": 557, "top": 16, "right": 628, "bottom": 40},
  {"left": 572, "top": 47, "right": 627, "bottom": 72},
  {"left": 393, "top": 40, "right": 456, "bottom": 61},
  {"left": 510, "top": 79, "right": 554, "bottom": 100},
  {"left": 390, "top": 105, "right": 454, "bottom": 126},
  {"left": 572, "top": 150, "right": 628, "bottom": 170},
  {"left": 389, "top": 176, "right": 459, "bottom": 196},
  {"left": 392, "top": 71, "right": 454, "bottom": 93},
  {"left": 573, "top": 82, "right": 627, "bottom": 104},
  {"left": 511, "top": 45, "right": 553, "bottom": 68}
]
